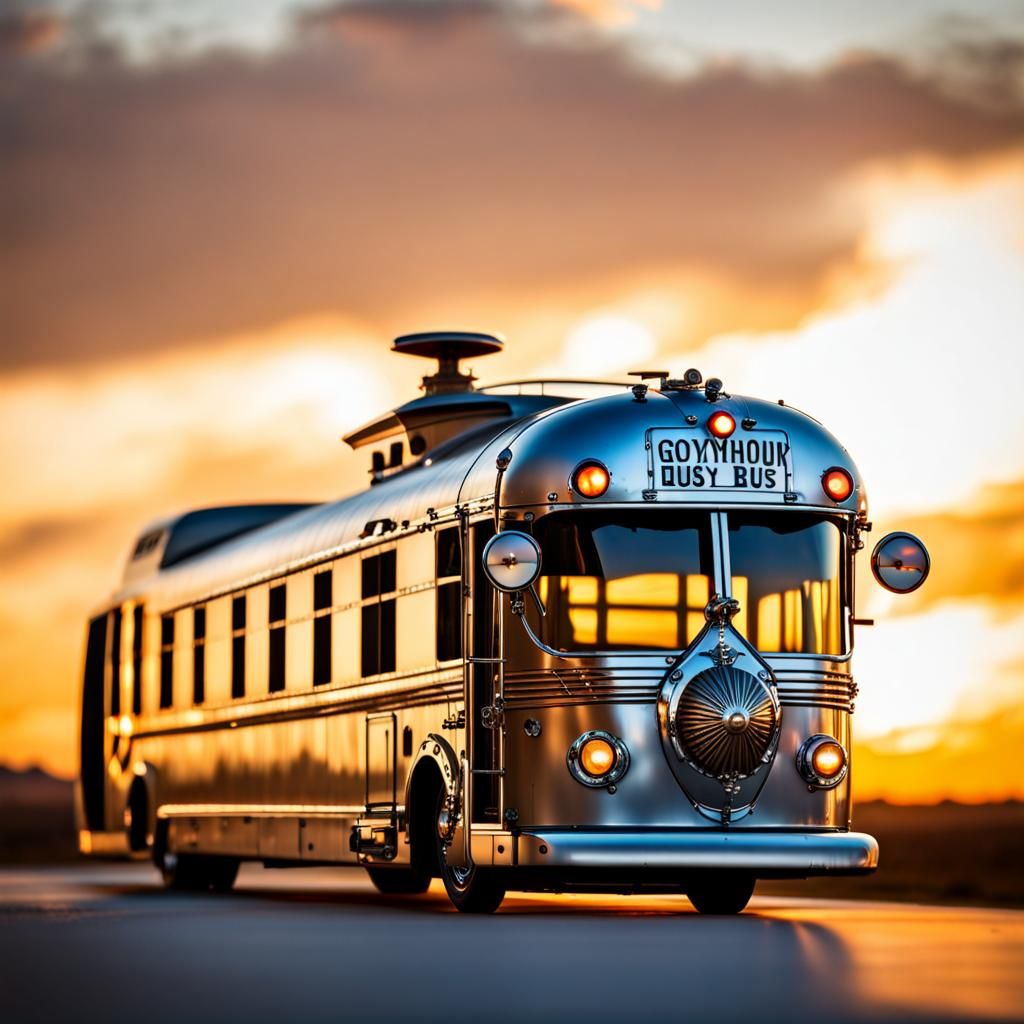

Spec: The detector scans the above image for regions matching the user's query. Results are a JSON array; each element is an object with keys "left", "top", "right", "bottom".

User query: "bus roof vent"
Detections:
[{"left": 393, "top": 331, "right": 504, "bottom": 396}]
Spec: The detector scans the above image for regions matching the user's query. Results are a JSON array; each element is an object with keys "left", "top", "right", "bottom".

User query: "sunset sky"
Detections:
[{"left": 2, "top": 0, "right": 1024, "bottom": 802}]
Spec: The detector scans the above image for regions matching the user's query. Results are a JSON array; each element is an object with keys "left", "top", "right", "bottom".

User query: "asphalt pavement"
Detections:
[{"left": 1, "top": 864, "right": 1022, "bottom": 1023}]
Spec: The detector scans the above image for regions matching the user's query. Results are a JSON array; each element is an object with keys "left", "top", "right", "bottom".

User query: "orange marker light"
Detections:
[
  {"left": 707, "top": 411, "right": 736, "bottom": 438},
  {"left": 573, "top": 462, "right": 610, "bottom": 498},
  {"left": 822, "top": 467, "right": 854, "bottom": 502},
  {"left": 579, "top": 737, "right": 616, "bottom": 777},
  {"left": 811, "top": 740, "right": 846, "bottom": 779}
]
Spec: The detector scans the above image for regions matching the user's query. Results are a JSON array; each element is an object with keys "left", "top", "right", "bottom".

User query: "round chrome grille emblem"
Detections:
[
  {"left": 674, "top": 665, "right": 779, "bottom": 779},
  {"left": 724, "top": 709, "right": 750, "bottom": 734}
]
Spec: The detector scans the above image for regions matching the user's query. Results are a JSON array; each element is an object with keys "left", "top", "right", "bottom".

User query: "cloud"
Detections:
[
  {"left": 2, "top": 1, "right": 1023, "bottom": 369},
  {"left": 853, "top": 599, "right": 1024, "bottom": 741},
  {"left": 0, "top": 11, "right": 61, "bottom": 55},
  {"left": 0, "top": 316, "right": 400, "bottom": 525},
  {"left": 548, "top": 0, "right": 661, "bottom": 28},
  {"left": 925, "top": 21, "right": 1024, "bottom": 110},
  {"left": 893, "top": 480, "right": 1024, "bottom": 609},
  {"left": 685, "top": 152, "right": 1024, "bottom": 520}
]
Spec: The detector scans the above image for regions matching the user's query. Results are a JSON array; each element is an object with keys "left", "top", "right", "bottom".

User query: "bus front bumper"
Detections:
[{"left": 513, "top": 829, "right": 878, "bottom": 876}]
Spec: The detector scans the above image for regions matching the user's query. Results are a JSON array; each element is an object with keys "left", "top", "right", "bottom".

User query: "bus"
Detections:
[{"left": 76, "top": 331, "right": 929, "bottom": 913}]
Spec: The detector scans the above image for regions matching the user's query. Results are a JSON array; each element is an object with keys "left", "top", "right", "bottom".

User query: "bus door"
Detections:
[{"left": 351, "top": 712, "right": 398, "bottom": 862}]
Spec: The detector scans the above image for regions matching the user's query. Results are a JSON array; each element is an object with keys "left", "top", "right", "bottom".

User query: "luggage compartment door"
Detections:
[{"left": 365, "top": 712, "right": 396, "bottom": 814}]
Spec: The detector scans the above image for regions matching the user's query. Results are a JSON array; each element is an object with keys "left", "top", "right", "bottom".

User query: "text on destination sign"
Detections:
[{"left": 654, "top": 434, "right": 791, "bottom": 490}]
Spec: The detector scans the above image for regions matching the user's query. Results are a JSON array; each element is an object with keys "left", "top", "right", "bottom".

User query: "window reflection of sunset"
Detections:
[
  {"left": 730, "top": 576, "right": 749, "bottom": 637},
  {"left": 607, "top": 608, "right": 677, "bottom": 647},
  {"left": 566, "top": 576, "right": 598, "bottom": 605},
  {"left": 757, "top": 592, "right": 782, "bottom": 651},
  {"left": 784, "top": 589, "right": 803, "bottom": 651},
  {"left": 568, "top": 607, "right": 598, "bottom": 644},
  {"left": 739, "top": 580, "right": 842, "bottom": 654},
  {"left": 605, "top": 573, "right": 678, "bottom": 606},
  {"left": 686, "top": 575, "right": 709, "bottom": 608},
  {"left": 549, "top": 572, "right": 711, "bottom": 649},
  {"left": 553, "top": 566, "right": 848, "bottom": 653}
]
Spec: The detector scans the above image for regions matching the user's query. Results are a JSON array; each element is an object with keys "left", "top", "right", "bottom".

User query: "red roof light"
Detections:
[{"left": 707, "top": 411, "right": 736, "bottom": 438}]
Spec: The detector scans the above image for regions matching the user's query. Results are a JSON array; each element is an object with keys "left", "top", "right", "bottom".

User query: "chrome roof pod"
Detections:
[{"left": 343, "top": 331, "right": 573, "bottom": 474}]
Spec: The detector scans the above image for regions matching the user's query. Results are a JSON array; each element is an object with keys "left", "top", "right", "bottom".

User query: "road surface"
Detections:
[{"left": 1, "top": 864, "right": 1022, "bottom": 1023}]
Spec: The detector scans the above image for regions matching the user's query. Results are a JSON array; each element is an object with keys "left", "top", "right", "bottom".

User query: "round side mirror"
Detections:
[
  {"left": 482, "top": 531, "right": 542, "bottom": 593},
  {"left": 871, "top": 532, "right": 930, "bottom": 594}
]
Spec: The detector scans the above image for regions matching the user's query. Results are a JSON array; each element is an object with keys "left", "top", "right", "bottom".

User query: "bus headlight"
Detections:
[
  {"left": 567, "top": 730, "right": 630, "bottom": 788},
  {"left": 572, "top": 461, "right": 610, "bottom": 498},
  {"left": 796, "top": 734, "right": 849, "bottom": 788},
  {"left": 822, "top": 466, "right": 854, "bottom": 502}
]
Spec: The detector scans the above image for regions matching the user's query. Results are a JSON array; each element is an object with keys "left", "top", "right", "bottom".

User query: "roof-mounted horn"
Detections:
[{"left": 393, "top": 331, "right": 504, "bottom": 396}]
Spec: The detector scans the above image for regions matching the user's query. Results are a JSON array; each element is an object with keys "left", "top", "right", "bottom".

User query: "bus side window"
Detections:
[
  {"left": 193, "top": 606, "right": 206, "bottom": 705},
  {"left": 436, "top": 527, "right": 462, "bottom": 662},
  {"left": 361, "top": 550, "right": 396, "bottom": 677},
  {"left": 109, "top": 607, "right": 122, "bottom": 718},
  {"left": 268, "top": 584, "right": 286, "bottom": 693},
  {"left": 160, "top": 614, "right": 174, "bottom": 709},
  {"left": 313, "top": 569, "right": 332, "bottom": 686},
  {"left": 231, "top": 595, "right": 246, "bottom": 698},
  {"left": 132, "top": 605, "right": 144, "bottom": 715}
]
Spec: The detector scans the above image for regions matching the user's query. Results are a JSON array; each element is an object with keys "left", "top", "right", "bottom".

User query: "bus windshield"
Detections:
[
  {"left": 527, "top": 511, "right": 714, "bottom": 652},
  {"left": 727, "top": 512, "right": 846, "bottom": 656}
]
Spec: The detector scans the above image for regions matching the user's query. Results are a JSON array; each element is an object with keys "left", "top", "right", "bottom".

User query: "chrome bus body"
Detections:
[{"left": 77, "top": 341, "right": 896, "bottom": 909}]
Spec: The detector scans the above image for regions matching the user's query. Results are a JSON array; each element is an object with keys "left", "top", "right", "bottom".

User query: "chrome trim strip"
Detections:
[
  {"left": 711, "top": 511, "right": 730, "bottom": 596},
  {"left": 502, "top": 668, "right": 854, "bottom": 710},
  {"left": 513, "top": 607, "right": 679, "bottom": 660},
  {"left": 157, "top": 803, "right": 394, "bottom": 819},
  {"left": 517, "top": 829, "right": 879, "bottom": 872},
  {"left": 133, "top": 674, "right": 463, "bottom": 739}
]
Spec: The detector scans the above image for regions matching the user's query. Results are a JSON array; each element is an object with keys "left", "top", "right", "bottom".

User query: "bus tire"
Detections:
[
  {"left": 686, "top": 873, "right": 755, "bottom": 915},
  {"left": 434, "top": 790, "right": 505, "bottom": 914},
  {"left": 125, "top": 779, "right": 149, "bottom": 853},
  {"left": 366, "top": 866, "right": 431, "bottom": 895},
  {"left": 161, "top": 852, "right": 240, "bottom": 893}
]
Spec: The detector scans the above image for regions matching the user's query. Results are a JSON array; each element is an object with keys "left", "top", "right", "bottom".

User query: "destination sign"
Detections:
[{"left": 650, "top": 429, "right": 792, "bottom": 491}]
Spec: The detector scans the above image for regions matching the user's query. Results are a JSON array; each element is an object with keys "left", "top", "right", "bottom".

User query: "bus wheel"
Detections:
[
  {"left": 366, "top": 867, "right": 431, "bottom": 895},
  {"left": 160, "top": 852, "right": 240, "bottom": 893},
  {"left": 434, "top": 790, "right": 505, "bottom": 914},
  {"left": 686, "top": 873, "right": 756, "bottom": 915}
]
